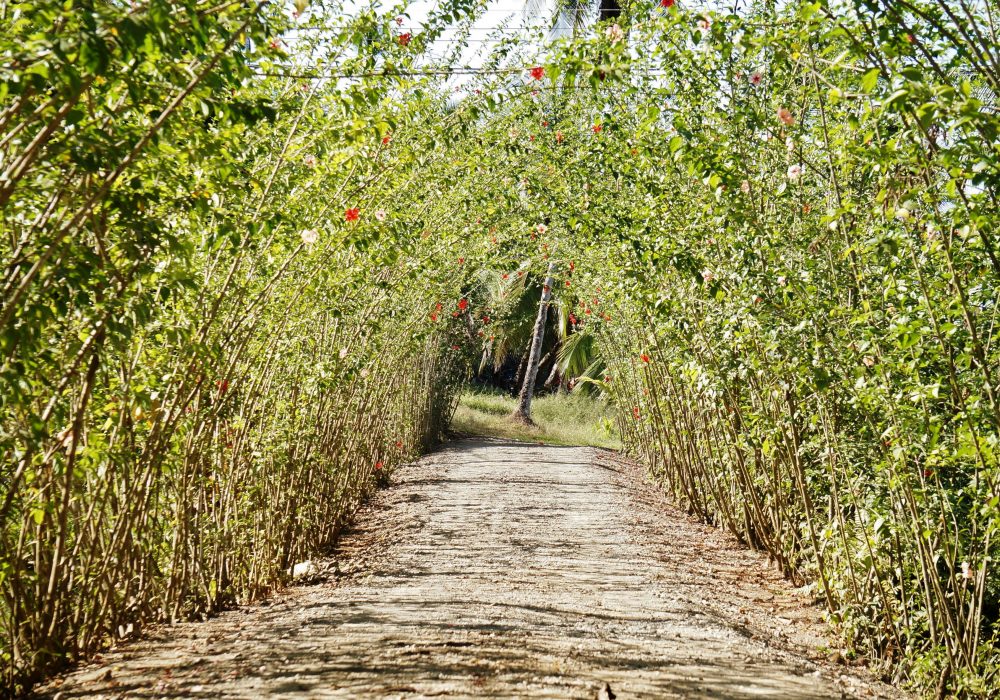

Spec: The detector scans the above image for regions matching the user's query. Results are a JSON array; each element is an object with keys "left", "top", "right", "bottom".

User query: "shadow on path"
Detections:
[{"left": 37, "top": 438, "right": 901, "bottom": 699}]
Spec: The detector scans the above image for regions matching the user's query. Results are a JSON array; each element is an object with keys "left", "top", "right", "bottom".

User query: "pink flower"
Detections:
[
  {"left": 777, "top": 107, "right": 795, "bottom": 125},
  {"left": 787, "top": 164, "right": 802, "bottom": 181},
  {"left": 862, "top": 356, "right": 876, "bottom": 367},
  {"left": 374, "top": 210, "right": 387, "bottom": 222},
  {"left": 750, "top": 72, "right": 763, "bottom": 86},
  {"left": 701, "top": 270, "right": 715, "bottom": 283},
  {"left": 536, "top": 223, "right": 547, "bottom": 235},
  {"left": 777, "top": 275, "right": 787, "bottom": 286},
  {"left": 395, "top": 16, "right": 404, "bottom": 26},
  {"left": 698, "top": 17, "right": 711, "bottom": 31},
  {"left": 740, "top": 180, "right": 751, "bottom": 194}
]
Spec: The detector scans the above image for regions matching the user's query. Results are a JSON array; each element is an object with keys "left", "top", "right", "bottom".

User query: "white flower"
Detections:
[
  {"left": 785, "top": 136, "right": 795, "bottom": 152},
  {"left": 701, "top": 270, "right": 715, "bottom": 282},
  {"left": 740, "top": 180, "right": 751, "bottom": 194},
  {"left": 375, "top": 209, "right": 387, "bottom": 222},
  {"left": 304, "top": 154, "right": 316, "bottom": 167},
  {"left": 300, "top": 229, "right": 318, "bottom": 245},
  {"left": 777, "top": 275, "right": 787, "bottom": 286},
  {"left": 787, "top": 164, "right": 803, "bottom": 181},
  {"left": 961, "top": 561, "right": 973, "bottom": 580},
  {"left": 339, "top": 348, "right": 348, "bottom": 359},
  {"left": 698, "top": 17, "right": 711, "bottom": 31},
  {"left": 605, "top": 24, "right": 625, "bottom": 44},
  {"left": 536, "top": 223, "right": 547, "bottom": 234}
]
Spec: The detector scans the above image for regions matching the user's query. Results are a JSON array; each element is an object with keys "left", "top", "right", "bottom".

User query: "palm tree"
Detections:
[
  {"left": 524, "top": 0, "right": 625, "bottom": 40},
  {"left": 511, "top": 261, "right": 557, "bottom": 423}
]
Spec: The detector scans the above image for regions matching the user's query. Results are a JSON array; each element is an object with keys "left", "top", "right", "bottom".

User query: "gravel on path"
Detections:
[{"left": 38, "top": 438, "right": 904, "bottom": 699}]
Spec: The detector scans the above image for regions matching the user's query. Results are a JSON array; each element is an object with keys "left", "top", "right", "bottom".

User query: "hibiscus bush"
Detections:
[
  {"left": 0, "top": 0, "right": 483, "bottom": 692},
  {"left": 2, "top": 0, "right": 999, "bottom": 696}
]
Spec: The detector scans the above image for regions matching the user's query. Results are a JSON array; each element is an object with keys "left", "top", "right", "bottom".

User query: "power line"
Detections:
[{"left": 252, "top": 65, "right": 673, "bottom": 80}]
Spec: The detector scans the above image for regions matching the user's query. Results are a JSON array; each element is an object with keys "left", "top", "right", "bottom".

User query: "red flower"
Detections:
[
  {"left": 542, "top": 120, "right": 549, "bottom": 127},
  {"left": 482, "top": 315, "right": 490, "bottom": 323},
  {"left": 216, "top": 379, "right": 229, "bottom": 395},
  {"left": 452, "top": 344, "right": 460, "bottom": 350},
  {"left": 661, "top": 0, "right": 674, "bottom": 6},
  {"left": 382, "top": 135, "right": 392, "bottom": 145},
  {"left": 569, "top": 261, "right": 575, "bottom": 271},
  {"left": 569, "top": 313, "right": 578, "bottom": 324},
  {"left": 602, "top": 313, "right": 610, "bottom": 321},
  {"left": 458, "top": 257, "right": 465, "bottom": 265},
  {"left": 542, "top": 285, "right": 551, "bottom": 293},
  {"left": 435, "top": 302, "right": 443, "bottom": 312},
  {"left": 923, "top": 468, "right": 933, "bottom": 478},
  {"left": 430, "top": 313, "right": 438, "bottom": 321},
  {"left": 556, "top": 131, "right": 564, "bottom": 143},
  {"left": 452, "top": 311, "right": 459, "bottom": 317},
  {"left": 502, "top": 273, "right": 509, "bottom": 280},
  {"left": 345, "top": 207, "right": 360, "bottom": 222},
  {"left": 632, "top": 406, "right": 641, "bottom": 419},
  {"left": 398, "top": 33, "right": 412, "bottom": 46},
  {"left": 641, "top": 354, "right": 650, "bottom": 363},
  {"left": 396, "top": 440, "right": 403, "bottom": 449},
  {"left": 529, "top": 135, "right": 535, "bottom": 142},
  {"left": 530, "top": 66, "right": 545, "bottom": 80},
  {"left": 584, "top": 307, "right": 592, "bottom": 315},
  {"left": 375, "top": 461, "right": 384, "bottom": 470},
  {"left": 458, "top": 298, "right": 469, "bottom": 311},
  {"left": 592, "top": 123, "right": 603, "bottom": 133},
  {"left": 564, "top": 280, "right": 571, "bottom": 287}
]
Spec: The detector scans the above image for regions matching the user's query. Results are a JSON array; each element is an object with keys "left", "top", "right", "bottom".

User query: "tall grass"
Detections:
[{"left": 451, "top": 388, "right": 620, "bottom": 449}]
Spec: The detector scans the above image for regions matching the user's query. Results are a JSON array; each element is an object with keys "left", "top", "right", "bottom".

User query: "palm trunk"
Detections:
[{"left": 512, "top": 261, "right": 557, "bottom": 424}]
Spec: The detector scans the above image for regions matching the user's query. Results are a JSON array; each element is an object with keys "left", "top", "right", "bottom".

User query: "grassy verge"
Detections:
[{"left": 450, "top": 387, "right": 621, "bottom": 450}]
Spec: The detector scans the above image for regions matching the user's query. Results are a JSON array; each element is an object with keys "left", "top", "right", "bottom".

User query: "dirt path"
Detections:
[{"left": 39, "top": 439, "right": 901, "bottom": 699}]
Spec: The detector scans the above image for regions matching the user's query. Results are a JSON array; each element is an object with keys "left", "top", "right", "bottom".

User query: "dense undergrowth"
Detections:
[{"left": 2, "top": 0, "right": 999, "bottom": 695}]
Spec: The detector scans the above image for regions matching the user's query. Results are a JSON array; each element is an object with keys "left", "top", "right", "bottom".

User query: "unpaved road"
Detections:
[{"left": 39, "top": 438, "right": 901, "bottom": 699}]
